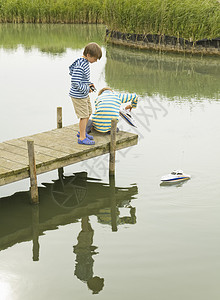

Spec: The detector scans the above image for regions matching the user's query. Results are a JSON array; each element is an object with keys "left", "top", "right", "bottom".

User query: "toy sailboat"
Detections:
[
  {"left": 119, "top": 108, "right": 137, "bottom": 128},
  {"left": 161, "top": 170, "right": 191, "bottom": 183}
]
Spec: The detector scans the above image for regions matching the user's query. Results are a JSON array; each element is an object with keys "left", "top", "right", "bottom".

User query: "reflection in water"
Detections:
[
  {"left": 0, "top": 23, "right": 105, "bottom": 54},
  {"left": 0, "top": 172, "right": 137, "bottom": 293},
  {"left": 73, "top": 216, "right": 104, "bottom": 294},
  {"left": 105, "top": 45, "right": 220, "bottom": 100},
  {"left": 32, "top": 205, "right": 40, "bottom": 262},
  {"left": 160, "top": 179, "right": 190, "bottom": 188},
  {"left": 1, "top": 23, "right": 219, "bottom": 102},
  {"left": 50, "top": 170, "right": 89, "bottom": 209}
]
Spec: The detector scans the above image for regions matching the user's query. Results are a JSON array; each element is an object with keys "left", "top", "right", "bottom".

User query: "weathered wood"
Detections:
[
  {"left": 57, "top": 107, "right": 62, "bottom": 129},
  {"left": 0, "top": 166, "right": 11, "bottom": 173},
  {"left": 32, "top": 205, "right": 40, "bottom": 261},
  {"left": 0, "top": 142, "right": 53, "bottom": 163},
  {"left": 27, "top": 140, "right": 39, "bottom": 204},
  {"left": 0, "top": 124, "right": 138, "bottom": 186},
  {"left": 109, "top": 175, "right": 117, "bottom": 232},
  {"left": 109, "top": 118, "right": 117, "bottom": 176},
  {"left": 0, "top": 157, "right": 26, "bottom": 170}
]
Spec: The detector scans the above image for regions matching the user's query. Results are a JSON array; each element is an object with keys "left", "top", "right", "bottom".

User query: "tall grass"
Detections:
[
  {"left": 0, "top": 0, "right": 219, "bottom": 41},
  {"left": 104, "top": 0, "right": 220, "bottom": 40},
  {"left": 0, "top": 0, "right": 104, "bottom": 24}
]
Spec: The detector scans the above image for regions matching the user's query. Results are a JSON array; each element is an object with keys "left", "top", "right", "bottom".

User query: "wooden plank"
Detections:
[
  {"left": 0, "top": 149, "right": 42, "bottom": 165},
  {"left": 20, "top": 137, "right": 82, "bottom": 155},
  {"left": 19, "top": 134, "right": 76, "bottom": 153},
  {"left": 0, "top": 157, "right": 26, "bottom": 170},
  {"left": 32, "top": 134, "right": 138, "bottom": 175},
  {"left": 5, "top": 139, "right": 66, "bottom": 158},
  {"left": 0, "top": 166, "right": 11, "bottom": 173},
  {"left": 0, "top": 136, "right": 138, "bottom": 186},
  {"left": 0, "top": 125, "right": 138, "bottom": 187},
  {"left": 3, "top": 138, "right": 28, "bottom": 148},
  {"left": 0, "top": 170, "right": 30, "bottom": 185},
  {"left": 59, "top": 124, "right": 78, "bottom": 132},
  {"left": 0, "top": 142, "right": 56, "bottom": 162}
]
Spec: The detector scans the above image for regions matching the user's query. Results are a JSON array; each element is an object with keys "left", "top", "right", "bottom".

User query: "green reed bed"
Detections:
[
  {"left": 0, "top": 0, "right": 219, "bottom": 41},
  {"left": 0, "top": 0, "right": 104, "bottom": 24},
  {"left": 104, "top": 0, "right": 220, "bottom": 41}
]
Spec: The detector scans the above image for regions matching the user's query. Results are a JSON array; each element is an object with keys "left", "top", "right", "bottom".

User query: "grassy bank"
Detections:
[
  {"left": 0, "top": 0, "right": 104, "bottom": 24},
  {"left": 0, "top": 0, "right": 219, "bottom": 41},
  {"left": 104, "top": 0, "right": 220, "bottom": 41}
]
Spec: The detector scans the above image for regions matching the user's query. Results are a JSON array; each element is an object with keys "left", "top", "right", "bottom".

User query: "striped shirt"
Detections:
[
  {"left": 91, "top": 90, "right": 138, "bottom": 133},
  {"left": 69, "top": 57, "right": 91, "bottom": 98}
]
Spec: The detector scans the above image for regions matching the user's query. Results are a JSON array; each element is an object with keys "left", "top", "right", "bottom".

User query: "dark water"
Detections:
[{"left": 0, "top": 24, "right": 220, "bottom": 300}]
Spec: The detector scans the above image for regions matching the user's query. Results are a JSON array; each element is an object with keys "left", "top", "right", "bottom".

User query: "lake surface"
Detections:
[{"left": 0, "top": 24, "right": 220, "bottom": 300}]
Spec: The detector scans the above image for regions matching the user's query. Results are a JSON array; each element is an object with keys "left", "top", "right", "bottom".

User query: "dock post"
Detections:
[
  {"left": 58, "top": 167, "right": 64, "bottom": 180},
  {"left": 27, "top": 140, "right": 39, "bottom": 204},
  {"left": 109, "top": 175, "right": 117, "bottom": 232},
  {"left": 32, "top": 205, "right": 40, "bottom": 261},
  {"left": 109, "top": 118, "right": 117, "bottom": 176},
  {"left": 57, "top": 107, "right": 64, "bottom": 177},
  {"left": 109, "top": 118, "right": 117, "bottom": 231},
  {"left": 57, "top": 107, "right": 62, "bottom": 129}
]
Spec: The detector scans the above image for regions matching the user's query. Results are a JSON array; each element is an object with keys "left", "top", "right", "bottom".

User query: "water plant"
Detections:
[
  {"left": 0, "top": 0, "right": 104, "bottom": 24},
  {"left": 104, "top": 0, "right": 220, "bottom": 41},
  {"left": 0, "top": 0, "right": 219, "bottom": 41}
]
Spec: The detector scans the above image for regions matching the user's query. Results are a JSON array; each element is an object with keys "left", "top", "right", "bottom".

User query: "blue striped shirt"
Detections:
[
  {"left": 69, "top": 57, "right": 91, "bottom": 98},
  {"left": 92, "top": 91, "right": 138, "bottom": 133}
]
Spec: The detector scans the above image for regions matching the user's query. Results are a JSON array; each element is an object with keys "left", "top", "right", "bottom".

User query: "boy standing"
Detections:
[{"left": 69, "top": 42, "right": 102, "bottom": 145}]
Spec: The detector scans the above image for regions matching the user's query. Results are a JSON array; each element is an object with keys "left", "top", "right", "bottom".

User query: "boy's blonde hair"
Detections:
[
  {"left": 83, "top": 42, "right": 102, "bottom": 60},
  {"left": 98, "top": 87, "right": 113, "bottom": 96}
]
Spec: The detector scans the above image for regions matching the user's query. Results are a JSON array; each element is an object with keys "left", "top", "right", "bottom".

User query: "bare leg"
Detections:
[{"left": 79, "top": 118, "right": 89, "bottom": 140}]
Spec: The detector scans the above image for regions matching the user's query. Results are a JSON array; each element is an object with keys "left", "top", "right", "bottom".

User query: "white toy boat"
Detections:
[
  {"left": 119, "top": 108, "right": 137, "bottom": 128},
  {"left": 161, "top": 170, "right": 191, "bottom": 183}
]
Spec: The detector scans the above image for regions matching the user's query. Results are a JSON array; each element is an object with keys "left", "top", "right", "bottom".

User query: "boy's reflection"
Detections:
[{"left": 73, "top": 216, "right": 104, "bottom": 294}]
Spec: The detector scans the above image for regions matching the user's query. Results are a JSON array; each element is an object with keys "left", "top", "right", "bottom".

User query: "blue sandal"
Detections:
[
  {"left": 78, "top": 137, "right": 95, "bottom": 145},
  {"left": 77, "top": 132, "right": 93, "bottom": 140}
]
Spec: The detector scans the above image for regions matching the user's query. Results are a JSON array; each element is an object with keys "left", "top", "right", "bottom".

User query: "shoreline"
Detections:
[{"left": 106, "top": 29, "right": 220, "bottom": 56}]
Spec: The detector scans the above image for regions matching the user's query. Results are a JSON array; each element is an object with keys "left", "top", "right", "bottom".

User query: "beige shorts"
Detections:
[{"left": 71, "top": 96, "right": 92, "bottom": 119}]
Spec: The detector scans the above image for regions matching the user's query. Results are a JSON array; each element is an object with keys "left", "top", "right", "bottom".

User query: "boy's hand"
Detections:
[
  {"left": 125, "top": 104, "right": 132, "bottom": 111},
  {"left": 89, "top": 84, "right": 96, "bottom": 92}
]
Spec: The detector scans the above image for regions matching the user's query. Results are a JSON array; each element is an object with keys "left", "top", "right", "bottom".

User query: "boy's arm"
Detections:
[
  {"left": 71, "top": 67, "right": 90, "bottom": 94},
  {"left": 119, "top": 93, "right": 138, "bottom": 108}
]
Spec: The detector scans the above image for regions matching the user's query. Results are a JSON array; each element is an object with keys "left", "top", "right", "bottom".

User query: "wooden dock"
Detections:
[{"left": 0, "top": 123, "right": 138, "bottom": 188}]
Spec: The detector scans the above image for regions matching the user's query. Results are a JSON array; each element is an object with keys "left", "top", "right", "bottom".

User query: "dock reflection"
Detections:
[
  {"left": 0, "top": 172, "right": 138, "bottom": 265},
  {"left": 74, "top": 216, "right": 104, "bottom": 294}
]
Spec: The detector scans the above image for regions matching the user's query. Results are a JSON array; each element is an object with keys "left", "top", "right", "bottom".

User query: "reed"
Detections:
[
  {"left": 0, "top": 0, "right": 104, "bottom": 24},
  {"left": 0, "top": 0, "right": 219, "bottom": 41},
  {"left": 104, "top": 0, "right": 220, "bottom": 41}
]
